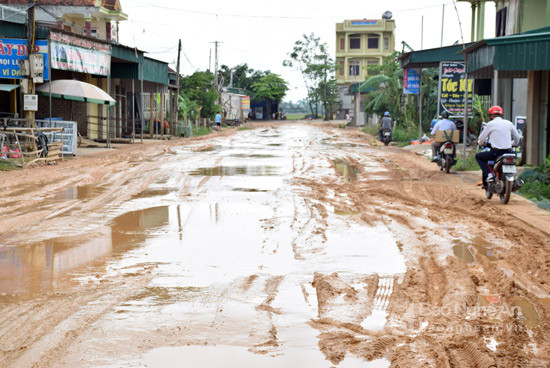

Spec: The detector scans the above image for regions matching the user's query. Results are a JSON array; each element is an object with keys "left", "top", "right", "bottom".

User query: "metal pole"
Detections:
[
  {"left": 418, "top": 69, "right": 423, "bottom": 144},
  {"left": 463, "top": 66, "right": 469, "bottom": 170},
  {"left": 107, "top": 71, "right": 111, "bottom": 148},
  {"left": 132, "top": 78, "right": 135, "bottom": 143},
  {"left": 421, "top": 16, "right": 424, "bottom": 50},
  {"left": 140, "top": 62, "right": 144, "bottom": 143},
  {"left": 48, "top": 36, "right": 52, "bottom": 121},
  {"left": 441, "top": 4, "right": 445, "bottom": 47}
]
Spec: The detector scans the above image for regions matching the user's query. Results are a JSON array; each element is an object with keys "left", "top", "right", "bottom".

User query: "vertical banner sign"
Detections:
[
  {"left": 50, "top": 32, "right": 111, "bottom": 76},
  {"left": 403, "top": 68, "right": 420, "bottom": 95},
  {"left": 438, "top": 61, "right": 473, "bottom": 116},
  {"left": 241, "top": 96, "right": 250, "bottom": 110},
  {"left": 0, "top": 39, "right": 49, "bottom": 80}
]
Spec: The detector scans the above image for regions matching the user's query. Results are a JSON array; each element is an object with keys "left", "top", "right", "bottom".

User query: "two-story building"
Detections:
[
  {"left": 0, "top": 0, "right": 175, "bottom": 142},
  {"left": 335, "top": 16, "right": 395, "bottom": 122}
]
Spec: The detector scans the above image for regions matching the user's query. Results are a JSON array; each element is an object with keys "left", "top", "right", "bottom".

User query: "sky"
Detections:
[{"left": 118, "top": 0, "right": 496, "bottom": 102}]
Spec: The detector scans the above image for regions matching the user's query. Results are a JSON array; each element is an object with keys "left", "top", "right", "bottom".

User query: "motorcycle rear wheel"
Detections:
[
  {"left": 500, "top": 179, "right": 512, "bottom": 204},
  {"left": 444, "top": 158, "right": 451, "bottom": 174}
]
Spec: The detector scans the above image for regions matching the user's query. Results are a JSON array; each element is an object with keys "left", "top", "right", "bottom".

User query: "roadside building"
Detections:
[
  {"left": 457, "top": 0, "right": 550, "bottom": 165},
  {"left": 0, "top": 0, "right": 174, "bottom": 143},
  {"left": 335, "top": 14, "right": 395, "bottom": 124}
]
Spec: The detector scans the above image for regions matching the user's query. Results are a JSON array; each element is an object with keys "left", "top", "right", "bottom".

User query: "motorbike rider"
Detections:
[
  {"left": 475, "top": 105, "right": 521, "bottom": 189},
  {"left": 430, "top": 110, "right": 457, "bottom": 162},
  {"left": 379, "top": 111, "right": 392, "bottom": 140}
]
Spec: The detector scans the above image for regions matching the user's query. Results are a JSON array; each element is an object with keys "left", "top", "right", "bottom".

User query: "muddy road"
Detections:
[{"left": 1, "top": 122, "right": 549, "bottom": 367}]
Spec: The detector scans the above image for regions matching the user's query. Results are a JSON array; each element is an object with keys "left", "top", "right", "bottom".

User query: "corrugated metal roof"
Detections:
[
  {"left": 0, "top": 4, "right": 26, "bottom": 24},
  {"left": 461, "top": 27, "right": 550, "bottom": 73},
  {"left": 143, "top": 57, "right": 168, "bottom": 85},
  {"left": 399, "top": 43, "right": 474, "bottom": 69}
]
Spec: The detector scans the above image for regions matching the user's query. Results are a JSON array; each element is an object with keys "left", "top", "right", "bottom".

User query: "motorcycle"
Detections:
[
  {"left": 381, "top": 128, "right": 392, "bottom": 146},
  {"left": 455, "top": 120, "right": 476, "bottom": 147},
  {"left": 483, "top": 147, "right": 524, "bottom": 204},
  {"left": 436, "top": 139, "right": 457, "bottom": 174}
]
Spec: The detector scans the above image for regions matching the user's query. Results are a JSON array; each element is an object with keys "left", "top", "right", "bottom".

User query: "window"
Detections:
[
  {"left": 339, "top": 60, "right": 345, "bottom": 76},
  {"left": 349, "top": 34, "right": 360, "bottom": 49},
  {"left": 496, "top": 7, "right": 507, "bottom": 37},
  {"left": 383, "top": 37, "right": 389, "bottom": 51},
  {"left": 349, "top": 60, "right": 360, "bottom": 76},
  {"left": 339, "top": 38, "right": 345, "bottom": 51},
  {"left": 367, "top": 59, "right": 379, "bottom": 65},
  {"left": 368, "top": 34, "right": 379, "bottom": 49}
]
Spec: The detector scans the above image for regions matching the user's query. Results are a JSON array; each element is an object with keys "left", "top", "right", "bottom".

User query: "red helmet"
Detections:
[{"left": 488, "top": 105, "right": 503, "bottom": 115}]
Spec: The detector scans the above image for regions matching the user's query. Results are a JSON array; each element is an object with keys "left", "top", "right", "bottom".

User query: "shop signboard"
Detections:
[
  {"left": 241, "top": 96, "right": 250, "bottom": 110},
  {"left": 403, "top": 68, "right": 420, "bottom": 95},
  {"left": 438, "top": 61, "right": 473, "bottom": 116},
  {"left": 50, "top": 32, "right": 111, "bottom": 76},
  {"left": 0, "top": 39, "right": 49, "bottom": 80}
]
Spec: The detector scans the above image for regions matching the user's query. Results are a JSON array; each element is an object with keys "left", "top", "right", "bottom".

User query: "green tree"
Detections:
[
  {"left": 360, "top": 52, "right": 404, "bottom": 125},
  {"left": 284, "top": 33, "right": 335, "bottom": 119},
  {"left": 251, "top": 73, "right": 289, "bottom": 118},
  {"left": 179, "top": 70, "right": 220, "bottom": 119}
]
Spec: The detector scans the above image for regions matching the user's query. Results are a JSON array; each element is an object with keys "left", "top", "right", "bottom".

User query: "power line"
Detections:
[{"left": 127, "top": 2, "right": 456, "bottom": 20}]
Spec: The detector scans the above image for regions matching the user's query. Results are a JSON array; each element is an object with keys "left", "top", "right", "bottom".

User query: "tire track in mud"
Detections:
[
  {"left": 294, "top": 128, "right": 550, "bottom": 366},
  {"left": 249, "top": 275, "right": 284, "bottom": 354}
]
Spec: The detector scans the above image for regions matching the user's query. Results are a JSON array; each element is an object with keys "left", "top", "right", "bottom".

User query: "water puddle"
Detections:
[
  {"left": 267, "top": 143, "right": 282, "bottom": 147},
  {"left": 232, "top": 188, "right": 271, "bottom": 193},
  {"left": 229, "top": 154, "right": 279, "bottom": 159},
  {"left": 142, "top": 345, "right": 389, "bottom": 368},
  {"left": 0, "top": 206, "right": 169, "bottom": 295},
  {"left": 131, "top": 188, "right": 177, "bottom": 199},
  {"left": 53, "top": 184, "right": 107, "bottom": 201},
  {"left": 333, "top": 159, "right": 361, "bottom": 182},
  {"left": 470, "top": 237, "right": 500, "bottom": 261},
  {"left": 452, "top": 245, "right": 475, "bottom": 264},
  {"left": 512, "top": 296, "right": 540, "bottom": 329},
  {"left": 189, "top": 166, "right": 281, "bottom": 176}
]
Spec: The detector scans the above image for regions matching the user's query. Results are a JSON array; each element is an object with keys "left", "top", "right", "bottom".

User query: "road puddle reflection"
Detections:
[
  {"left": 0, "top": 206, "right": 169, "bottom": 295},
  {"left": 333, "top": 159, "right": 361, "bottom": 182},
  {"left": 452, "top": 245, "right": 475, "bottom": 264},
  {"left": 53, "top": 185, "right": 107, "bottom": 201},
  {"left": 511, "top": 296, "right": 540, "bottom": 329},
  {"left": 142, "top": 345, "right": 389, "bottom": 368},
  {"left": 189, "top": 166, "right": 281, "bottom": 176}
]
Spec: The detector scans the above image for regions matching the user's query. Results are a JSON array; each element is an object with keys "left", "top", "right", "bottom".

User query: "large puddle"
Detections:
[{"left": 3, "top": 126, "right": 402, "bottom": 366}]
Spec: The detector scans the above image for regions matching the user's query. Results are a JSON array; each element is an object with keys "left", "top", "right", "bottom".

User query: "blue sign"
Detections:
[
  {"left": 403, "top": 68, "right": 420, "bottom": 95},
  {"left": 351, "top": 20, "right": 377, "bottom": 26},
  {"left": 0, "top": 39, "right": 49, "bottom": 80}
]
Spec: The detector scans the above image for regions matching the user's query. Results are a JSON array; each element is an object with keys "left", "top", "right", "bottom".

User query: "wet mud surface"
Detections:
[{"left": 1, "top": 123, "right": 549, "bottom": 367}]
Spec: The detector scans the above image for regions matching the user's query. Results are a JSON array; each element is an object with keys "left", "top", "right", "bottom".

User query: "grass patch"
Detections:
[
  {"left": 193, "top": 126, "right": 212, "bottom": 136},
  {"left": 362, "top": 125, "right": 419, "bottom": 146},
  {"left": 518, "top": 155, "right": 550, "bottom": 209},
  {"left": 238, "top": 126, "right": 251, "bottom": 131},
  {"left": 454, "top": 152, "right": 480, "bottom": 171},
  {"left": 286, "top": 113, "right": 305, "bottom": 120},
  {"left": 0, "top": 159, "right": 22, "bottom": 171}
]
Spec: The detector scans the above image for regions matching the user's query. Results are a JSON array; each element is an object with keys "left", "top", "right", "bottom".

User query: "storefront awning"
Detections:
[
  {"left": 399, "top": 43, "right": 474, "bottom": 69},
  {"left": 0, "top": 84, "right": 19, "bottom": 92},
  {"left": 459, "top": 27, "right": 550, "bottom": 78}
]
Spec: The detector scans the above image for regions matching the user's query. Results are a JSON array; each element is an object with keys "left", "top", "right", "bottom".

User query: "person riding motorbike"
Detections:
[
  {"left": 475, "top": 105, "right": 521, "bottom": 189},
  {"left": 379, "top": 111, "right": 392, "bottom": 141},
  {"left": 430, "top": 111, "right": 457, "bottom": 162}
]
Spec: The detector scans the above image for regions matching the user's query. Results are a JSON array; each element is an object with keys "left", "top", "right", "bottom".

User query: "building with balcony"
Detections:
[{"left": 335, "top": 16, "right": 395, "bottom": 122}]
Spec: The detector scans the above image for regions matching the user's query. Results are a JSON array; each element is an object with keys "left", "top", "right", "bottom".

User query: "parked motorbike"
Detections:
[
  {"left": 381, "top": 128, "right": 392, "bottom": 146},
  {"left": 455, "top": 120, "right": 476, "bottom": 146},
  {"left": 436, "top": 139, "right": 457, "bottom": 174},
  {"left": 483, "top": 147, "right": 524, "bottom": 204}
]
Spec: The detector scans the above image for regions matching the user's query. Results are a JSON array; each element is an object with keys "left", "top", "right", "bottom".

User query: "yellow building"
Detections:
[{"left": 335, "top": 16, "right": 395, "bottom": 122}]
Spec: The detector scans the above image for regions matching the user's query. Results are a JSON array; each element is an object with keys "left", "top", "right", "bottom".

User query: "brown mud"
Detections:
[{"left": 0, "top": 122, "right": 549, "bottom": 367}]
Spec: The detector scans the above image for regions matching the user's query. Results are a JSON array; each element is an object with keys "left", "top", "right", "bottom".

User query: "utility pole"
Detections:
[
  {"left": 211, "top": 41, "right": 222, "bottom": 89},
  {"left": 25, "top": 0, "right": 36, "bottom": 132},
  {"left": 173, "top": 39, "right": 181, "bottom": 136}
]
